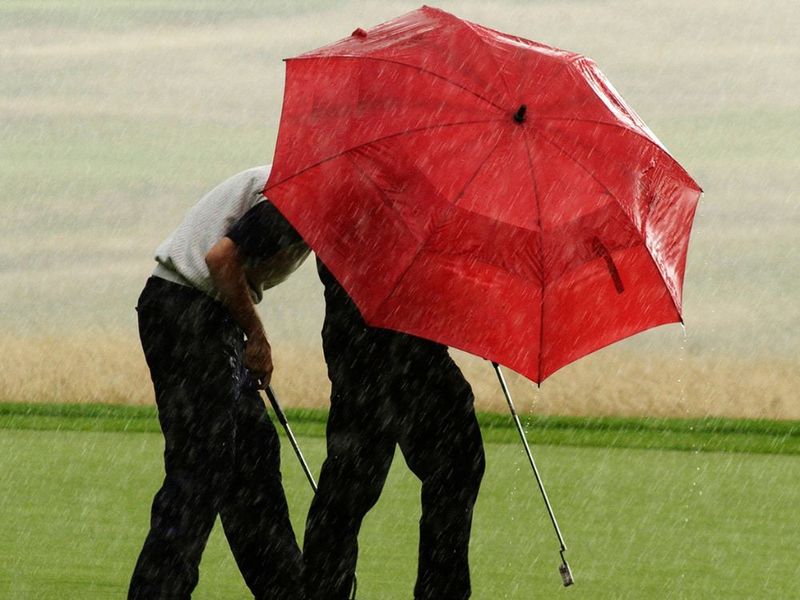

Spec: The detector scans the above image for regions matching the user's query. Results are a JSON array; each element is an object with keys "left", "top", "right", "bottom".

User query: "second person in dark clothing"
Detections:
[{"left": 303, "top": 259, "right": 486, "bottom": 600}]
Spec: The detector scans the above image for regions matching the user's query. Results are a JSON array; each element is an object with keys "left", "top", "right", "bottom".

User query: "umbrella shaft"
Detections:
[{"left": 492, "top": 363, "right": 567, "bottom": 552}]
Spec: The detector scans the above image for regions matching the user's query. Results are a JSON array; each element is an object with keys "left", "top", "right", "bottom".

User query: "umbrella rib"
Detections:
[
  {"left": 519, "top": 131, "right": 546, "bottom": 384},
  {"left": 369, "top": 133, "right": 508, "bottom": 317},
  {"left": 416, "top": 14, "right": 584, "bottom": 121},
  {"left": 457, "top": 20, "right": 515, "bottom": 105},
  {"left": 534, "top": 116, "right": 699, "bottom": 186},
  {"left": 537, "top": 115, "right": 656, "bottom": 138},
  {"left": 449, "top": 133, "right": 505, "bottom": 209},
  {"left": 535, "top": 129, "right": 683, "bottom": 318},
  {"left": 266, "top": 118, "right": 505, "bottom": 191},
  {"left": 342, "top": 153, "right": 426, "bottom": 244},
  {"left": 289, "top": 55, "right": 508, "bottom": 113}
]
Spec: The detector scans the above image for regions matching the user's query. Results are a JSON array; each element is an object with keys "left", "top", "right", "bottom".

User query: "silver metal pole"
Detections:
[
  {"left": 492, "top": 362, "right": 574, "bottom": 587},
  {"left": 265, "top": 385, "right": 317, "bottom": 491},
  {"left": 263, "top": 385, "right": 358, "bottom": 599}
]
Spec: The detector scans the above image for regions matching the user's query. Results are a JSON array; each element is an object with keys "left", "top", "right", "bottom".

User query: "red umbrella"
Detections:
[
  {"left": 264, "top": 5, "right": 701, "bottom": 385},
  {"left": 264, "top": 6, "right": 701, "bottom": 587}
]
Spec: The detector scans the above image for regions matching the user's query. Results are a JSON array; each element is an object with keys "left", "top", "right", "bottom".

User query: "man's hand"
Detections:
[{"left": 244, "top": 331, "right": 273, "bottom": 389}]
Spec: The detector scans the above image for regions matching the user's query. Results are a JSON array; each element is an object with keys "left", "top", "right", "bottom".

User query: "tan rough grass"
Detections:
[
  {"left": 2, "top": 334, "right": 797, "bottom": 420},
  {"left": 461, "top": 352, "right": 800, "bottom": 420}
]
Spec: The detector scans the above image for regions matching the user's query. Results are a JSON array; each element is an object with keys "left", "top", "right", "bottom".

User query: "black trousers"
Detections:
[
  {"left": 128, "top": 277, "right": 302, "bottom": 600},
  {"left": 304, "top": 262, "right": 486, "bottom": 600}
]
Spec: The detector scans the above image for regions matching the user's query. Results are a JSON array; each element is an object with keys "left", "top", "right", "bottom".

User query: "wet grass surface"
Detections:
[
  {"left": 0, "top": 427, "right": 798, "bottom": 598},
  {"left": 1, "top": 402, "right": 798, "bottom": 455}
]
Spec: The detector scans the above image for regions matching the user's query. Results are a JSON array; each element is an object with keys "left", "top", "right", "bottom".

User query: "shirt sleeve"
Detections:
[{"left": 226, "top": 201, "right": 303, "bottom": 262}]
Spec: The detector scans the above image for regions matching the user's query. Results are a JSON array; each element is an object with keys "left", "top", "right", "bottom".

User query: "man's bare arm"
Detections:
[{"left": 206, "top": 237, "right": 273, "bottom": 388}]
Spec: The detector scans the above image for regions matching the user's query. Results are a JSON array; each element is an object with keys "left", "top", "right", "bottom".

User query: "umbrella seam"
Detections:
[
  {"left": 570, "top": 57, "right": 673, "bottom": 154},
  {"left": 286, "top": 55, "right": 508, "bottom": 113},
  {"left": 440, "top": 12, "right": 586, "bottom": 126},
  {"left": 265, "top": 118, "right": 506, "bottom": 191},
  {"left": 448, "top": 134, "right": 506, "bottom": 214},
  {"left": 342, "top": 152, "right": 426, "bottom": 245},
  {"left": 520, "top": 129, "right": 546, "bottom": 384},
  {"left": 338, "top": 151, "right": 427, "bottom": 319},
  {"left": 535, "top": 129, "right": 683, "bottom": 318},
  {"left": 538, "top": 117, "right": 701, "bottom": 190},
  {"left": 457, "top": 20, "right": 515, "bottom": 107},
  {"left": 367, "top": 133, "right": 507, "bottom": 319},
  {"left": 567, "top": 57, "right": 701, "bottom": 191}
]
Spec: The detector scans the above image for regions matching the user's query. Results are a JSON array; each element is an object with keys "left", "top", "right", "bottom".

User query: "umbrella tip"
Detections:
[
  {"left": 352, "top": 27, "right": 368, "bottom": 38},
  {"left": 513, "top": 104, "right": 527, "bottom": 123}
]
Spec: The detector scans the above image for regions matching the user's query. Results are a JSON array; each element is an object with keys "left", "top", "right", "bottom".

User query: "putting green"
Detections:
[{"left": 1, "top": 426, "right": 797, "bottom": 598}]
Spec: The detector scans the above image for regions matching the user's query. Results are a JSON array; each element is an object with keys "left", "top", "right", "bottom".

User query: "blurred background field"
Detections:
[{"left": 1, "top": 0, "right": 798, "bottom": 418}]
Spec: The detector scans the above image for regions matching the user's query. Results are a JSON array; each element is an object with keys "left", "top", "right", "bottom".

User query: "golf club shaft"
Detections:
[
  {"left": 264, "top": 385, "right": 359, "bottom": 599},
  {"left": 492, "top": 363, "right": 567, "bottom": 553},
  {"left": 264, "top": 385, "right": 318, "bottom": 492}
]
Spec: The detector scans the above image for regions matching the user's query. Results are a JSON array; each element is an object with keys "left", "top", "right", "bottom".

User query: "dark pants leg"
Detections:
[
  {"left": 306, "top": 261, "right": 485, "bottom": 598},
  {"left": 128, "top": 278, "right": 302, "bottom": 600},
  {"left": 395, "top": 342, "right": 485, "bottom": 600},
  {"left": 221, "top": 383, "right": 304, "bottom": 600},
  {"left": 303, "top": 372, "right": 398, "bottom": 600}
]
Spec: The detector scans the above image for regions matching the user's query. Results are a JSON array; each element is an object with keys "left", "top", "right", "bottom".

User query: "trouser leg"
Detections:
[
  {"left": 396, "top": 343, "right": 486, "bottom": 600},
  {"left": 303, "top": 379, "right": 397, "bottom": 600},
  {"left": 308, "top": 260, "right": 401, "bottom": 599},
  {"left": 129, "top": 282, "right": 238, "bottom": 599},
  {"left": 220, "top": 375, "right": 303, "bottom": 600},
  {"left": 128, "top": 430, "right": 227, "bottom": 599},
  {"left": 312, "top": 259, "right": 486, "bottom": 598},
  {"left": 130, "top": 279, "right": 304, "bottom": 599}
]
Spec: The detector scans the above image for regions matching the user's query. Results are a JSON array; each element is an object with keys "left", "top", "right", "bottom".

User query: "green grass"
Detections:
[
  {"left": 1, "top": 402, "right": 799, "bottom": 455},
  {"left": 0, "top": 424, "right": 798, "bottom": 599}
]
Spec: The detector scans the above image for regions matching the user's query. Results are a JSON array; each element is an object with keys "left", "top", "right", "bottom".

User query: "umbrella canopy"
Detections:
[{"left": 264, "top": 6, "right": 701, "bottom": 383}]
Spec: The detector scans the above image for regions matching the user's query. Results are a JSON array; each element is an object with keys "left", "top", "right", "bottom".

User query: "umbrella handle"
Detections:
[{"left": 492, "top": 362, "right": 574, "bottom": 587}]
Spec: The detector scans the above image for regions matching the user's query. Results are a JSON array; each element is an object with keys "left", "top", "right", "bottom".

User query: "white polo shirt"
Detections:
[{"left": 153, "top": 166, "right": 309, "bottom": 303}]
